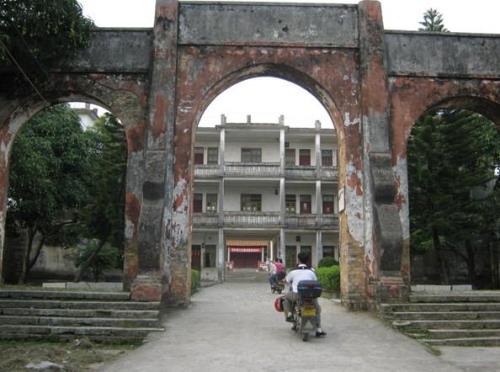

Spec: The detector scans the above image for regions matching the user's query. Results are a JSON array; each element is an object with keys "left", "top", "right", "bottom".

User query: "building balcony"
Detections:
[
  {"left": 224, "top": 211, "right": 281, "bottom": 227},
  {"left": 285, "top": 214, "right": 338, "bottom": 230},
  {"left": 224, "top": 162, "right": 281, "bottom": 178},
  {"left": 192, "top": 211, "right": 339, "bottom": 230},
  {"left": 195, "top": 163, "right": 338, "bottom": 181}
]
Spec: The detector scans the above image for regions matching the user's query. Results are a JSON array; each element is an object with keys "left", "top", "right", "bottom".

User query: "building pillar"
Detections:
[
  {"left": 279, "top": 128, "right": 285, "bottom": 176},
  {"left": 280, "top": 178, "right": 285, "bottom": 225},
  {"left": 218, "top": 180, "right": 224, "bottom": 226},
  {"left": 315, "top": 120, "right": 321, "bottom": 175},
  {"left": 279, "top": 228, "right": 285, "bottom": 260},
  {"left": 359, "top": 0, "right": 406, "bottom": 304},
  {"left": 315, "top": 230, "right": 323, "bottom": 267},
  {"left": 217, "top": 228, "right": 224, "bottom": 282},
  {"left": 315, "top": 180, "right": 322, "bottom": 216},
  {"left": 131, "top": 0, "right": 179, "bottom": 302},
  {"left": 270, "top": 240, "right": 274, "bottom": 261}
]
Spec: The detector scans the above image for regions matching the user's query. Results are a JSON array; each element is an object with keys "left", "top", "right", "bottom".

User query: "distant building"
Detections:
[
  {"left": 193, "top": 115, "right": 339, "bottom": 281},
  {"left": 72, "top": 103, "right": 99, "bottom": 128}
]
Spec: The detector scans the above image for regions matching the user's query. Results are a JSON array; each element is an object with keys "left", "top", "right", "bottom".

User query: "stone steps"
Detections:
[
  {"left": 391, "top": 311, "right": 500, "bottom": 321},
  {"left": 0, "top": 289, "right": 164, "bottom": 343},
  {"left": 0, "top": 307, "right": 159, "bottom": 318},
  {"left": 380, "top": 291, "right": 500, "bottom": 346}
]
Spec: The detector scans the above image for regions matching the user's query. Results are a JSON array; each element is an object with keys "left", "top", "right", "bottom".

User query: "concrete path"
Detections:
[{"left": 101, "top": 281, "right": 500, "bottom": 372}]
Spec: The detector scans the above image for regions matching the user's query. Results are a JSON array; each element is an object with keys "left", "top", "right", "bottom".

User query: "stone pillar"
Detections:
[
  {"left": 315, "top": 180, "right": 322, "bottom": 216},
  {"left": 218, "top": 180, "right": 224, "bottom": 226},
  {"left": 217, "top": 228, "right": 225, "bottom": 282},
  {"left": 131, "top": 0, "right": 180, "bottom": 302},
  {"left": 359, "top": 0, "right": 406, "bottom": 304}
]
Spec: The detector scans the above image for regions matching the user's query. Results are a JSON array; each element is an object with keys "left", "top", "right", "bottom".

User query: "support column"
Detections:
[
  {"left": 217, "top": 228, "right": 224, "bottom": 282},
  {"left": 279, "top": 228, "right": 285, "bottom": 260},
  {"left": 279, "top": 127, "right": 285, "bottom": 176},
  {"left": 315, "top": 231, "right": 323, "bottom": 267},
  {"left": 315, "top": 120, "right": 321, "bottom": 175},
  {"left": 359, "top": 0, "right": 406, "bottom": 304},
  {"left": 131, "top": 0, "right": 179, "bottom": 302},
  {"left": 315, "top": 180, "right": 322, "bottom": 217},
  {"left": 279, "top": 178, "right": 285, "bottom": 225},
  {"left": 218, "top": 126, "right": 225, "bottom": 227}
]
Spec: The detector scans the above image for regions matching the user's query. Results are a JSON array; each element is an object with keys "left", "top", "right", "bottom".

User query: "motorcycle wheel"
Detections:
[{"left": 302, "top": 332, "right": 309, "bottom": 342}]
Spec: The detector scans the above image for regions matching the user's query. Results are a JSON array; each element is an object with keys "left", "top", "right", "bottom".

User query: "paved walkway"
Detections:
[{"left": 101, "top": 281, "right": 500, "bottom": 372}]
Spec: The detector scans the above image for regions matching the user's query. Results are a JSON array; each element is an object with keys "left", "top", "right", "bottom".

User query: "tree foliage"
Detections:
[
  {"left": 8, "top": 104, "right": 92, "bottom": 282},
  {"left": 0, "top": 0, "right": 94, "bottom": 88},
  {"left": 408, "top": 109, "right": 500, "bottom": 286},
  {"left": 419, "top": 8, "right": 448, "bottom": 32},
  {"left": 73, "top": 113, "right": 127, "bottom": 281}
]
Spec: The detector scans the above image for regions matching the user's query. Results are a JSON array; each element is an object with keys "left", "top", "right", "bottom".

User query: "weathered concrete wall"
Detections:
[
  {"left": 385, "top": 31, "right": 500, "bottom": 78},
  {"left": 179, "top": 2, "right": 358, "bottom": 47},
  {"left": 63, "top": 29, "right": 152, "bottom": 73}
]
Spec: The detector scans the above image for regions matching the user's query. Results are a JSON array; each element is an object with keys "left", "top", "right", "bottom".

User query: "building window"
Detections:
[
  {"left": 241, "top": 148, "right": 262, "bottom": 163},
  {"left": 192, "top": 244, "right": 201, "bottom": 270},
  {"left": 322, "top": 245, "right": 336, "bottom": 258},
  {"left": 300, "top": 195, "right": 311, "bottom": 214},
  {"left": 207, "top": 147, "right": 218, "bottom": 165},
  {"left": 285, "top": 148, "right": 296, "bottom": 166},
  {"left": 285, "top": 245, "right": 297, "bottom": 268},
  {"left": 321, "top": 149, "right": 333, "bottom": 167},
  {"left": 322, "top": 194, "right": 334, "bottom": 214},
  {"left": 286, "top": 194, "right": 296, "bottom": 213},
  {"left": 204, "top": 244, "right": 216, "bottom": 268},
  {"left": 241, "top": 194, "right": 261, "bottom": 212},
  {"left": 193, "top": 193, "right": 203, "bottom": 213},
  {"left": 206, "top": 193, "right": 218, "bottom": 212},
  {"left": 299, "top": 149, "right": 311, "bottom": 166},
  {"left": 194, "top": 147, "right": 204, "bottom": 165}
]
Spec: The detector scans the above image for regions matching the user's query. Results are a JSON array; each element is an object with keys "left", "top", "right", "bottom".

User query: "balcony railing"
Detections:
[
  {"left": 285, "top": 214, "right": 339, "bottom": 229},
  {"left": 193, "top": 211, "right": 339, "bottom": 230},
  {"left": 224, "top": 212, "right": 280, "bottom": 227},
  {"left": 194, "top": 163, "right": 338, "bottom": 180},
  {"left": 194, "top": 164, "right": 221, "bottom": 178},
  {"left": 224, "top": 162, "right": 281, "bottom": 177},
  {"left": 285, "top": 166, "right": 316, "bottom": 179},
  {"left": 192, "top": 213, "right": 219, "bottom": 227}
]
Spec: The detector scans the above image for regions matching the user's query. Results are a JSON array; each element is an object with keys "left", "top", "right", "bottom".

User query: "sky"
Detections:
[{"left": 76, "top": 0, "right": 500, "bottom": 127}]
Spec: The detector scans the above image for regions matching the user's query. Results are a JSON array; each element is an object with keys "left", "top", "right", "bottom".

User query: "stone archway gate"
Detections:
[{"left": 0, "top": 0, "right": 499, "bottom": 309}]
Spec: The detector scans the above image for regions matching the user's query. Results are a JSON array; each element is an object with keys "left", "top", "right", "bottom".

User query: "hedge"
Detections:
[
  {"left": 316, "top": 265, "right": 340, "bottom": 292},
  {"left": 318, "top": 256, "right": 339, "bottom": 268},
  {"left": 191, "top": 269, "right": 200, "bottom": 292}
]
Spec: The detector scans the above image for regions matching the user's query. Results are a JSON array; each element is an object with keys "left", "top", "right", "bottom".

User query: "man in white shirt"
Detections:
[{"left": 283, "top": 252, "right": 326, "bottom": 337}]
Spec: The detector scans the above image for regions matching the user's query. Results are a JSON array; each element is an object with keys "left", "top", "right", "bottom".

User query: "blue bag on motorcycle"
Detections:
[{"left": 297, "top": 280, "right": 322, "bottom": 298}]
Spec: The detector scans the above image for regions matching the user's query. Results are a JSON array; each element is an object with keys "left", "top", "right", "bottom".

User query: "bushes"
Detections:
[
  {"left": 191, "top": 269, "right": 200, "bottom": 292},
  {"left": 318, "top": 256, "right": 339, "bottom": 268},
  {"left": 316, "top": 265, "right": 340, "bottom": 293}
]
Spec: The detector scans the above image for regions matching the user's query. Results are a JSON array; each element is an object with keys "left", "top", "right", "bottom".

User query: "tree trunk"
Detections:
[
  {"left": 490, "top": 237, "right": 499, "bottom": 289},
  {"left": 18, "top": 228, "right": 36, "bottom": 284},
  {"left": 464, "top": 239, "right": 476, "bottom": 288},
  {"left": 74, "top": 239, "right": 107, "bottom": 282},
  {"left": 28, "top": 234, "right": 46, "bottom": 271},
  {"left": 432, "top": 227, "right": 449, "bottom": 285}
]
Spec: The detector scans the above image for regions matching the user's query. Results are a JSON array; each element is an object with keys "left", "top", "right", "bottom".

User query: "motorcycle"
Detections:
[
  {"left": 290, "top": 280, "right": 322, "bottom": 342},
  {"left": 269, "top": 272, "right": 286, "bottom": 294}
]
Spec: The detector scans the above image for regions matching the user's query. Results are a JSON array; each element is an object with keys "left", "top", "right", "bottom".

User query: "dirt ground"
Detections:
[{"left": 0, "top": 339, "right": 138, "bottom": 371}]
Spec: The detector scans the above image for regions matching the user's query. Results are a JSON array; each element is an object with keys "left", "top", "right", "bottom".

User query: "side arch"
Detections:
[{"left": 0, "top": 74, "right": 148, "bottom": 288}]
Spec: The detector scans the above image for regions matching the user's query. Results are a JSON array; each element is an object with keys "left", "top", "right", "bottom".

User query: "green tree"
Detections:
[
  {"left": 419, "top": 8, "right": 448, "bottom": 32},
  {"left": 408, "top": 110, "right": 500, "bottom": 287},
  {"left": 74, "top": 113, "right": 127, "bottom": 282},
  {"left": 7, "top": 104, "right": 92, "bottom": 283},
  {"left": 0, "top": 0, "right": 94, "bottom": 89}
]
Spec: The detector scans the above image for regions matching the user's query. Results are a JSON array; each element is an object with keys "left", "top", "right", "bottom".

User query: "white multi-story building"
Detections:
[{"left": 192, "top": 115, "right": 339, "bottom": 281}]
